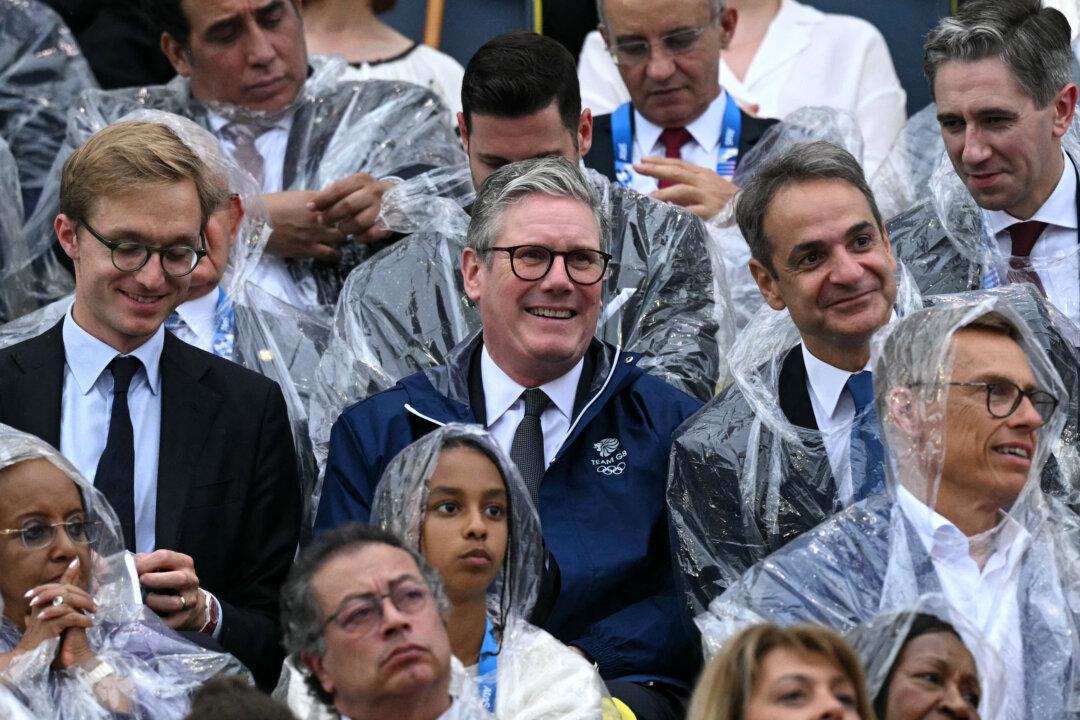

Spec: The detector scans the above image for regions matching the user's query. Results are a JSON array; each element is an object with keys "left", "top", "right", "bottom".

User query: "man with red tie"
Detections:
[
  {"left": 583, "top": 0, "right": 777, "bottom": 220},
  {"left": 893, "top": 0, "right": 1080, "bottom": 324}
]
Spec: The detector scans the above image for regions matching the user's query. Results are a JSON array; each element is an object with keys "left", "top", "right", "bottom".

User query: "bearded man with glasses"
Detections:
[
  {"left": 584, "top": 0, "right": 778, "bottom": 221},
  {"left": 316, "top": 158, "right": 705, "bottom": 720},
  {"left": 0, "top": 121, "right": 301, "bottom": 690}
]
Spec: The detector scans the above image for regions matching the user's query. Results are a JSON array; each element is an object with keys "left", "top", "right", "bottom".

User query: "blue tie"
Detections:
[
  {"left": 95, "top": 356, "right": 142, "bottom": 552},
  {"left": 846, "top": 371, "right": 885, "bottom": 501}
]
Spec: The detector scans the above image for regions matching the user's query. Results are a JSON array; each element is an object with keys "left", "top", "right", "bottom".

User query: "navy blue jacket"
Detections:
[{"left": 315, "top": 336, "right": 704, "bottom": 686}]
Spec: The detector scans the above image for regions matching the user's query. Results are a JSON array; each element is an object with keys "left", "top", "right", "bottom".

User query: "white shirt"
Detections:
[
  {"left": 60, "top": 308, "right": 162, "bottom": 553},
  {"left": 577, "top": 0, "right": 906, "bottom": 176},
  {"left": 628, "top": 91, "right": 730, "bottom": 195},
  {"left": 800, "top": 344, "right": 871, "bottom": 505},
  {"left": 207, "top": 110, "right": 318, "bottom": 310},
  {"left": 480, "top": 346, "right": 583, "bottom": 471},
  {"left": 896, "top": 485, "right": 1029, "bottom": 720},
  {"left": 170, "top": 287, "right": 221, "bottom": 354},
  {"left": 987, "top": 150, "right": 1079, "bottom": 325}
]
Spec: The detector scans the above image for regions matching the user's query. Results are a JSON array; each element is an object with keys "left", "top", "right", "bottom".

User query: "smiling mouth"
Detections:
[
  {"left": 119, "top": 290, "right": 162, "bottom": 305},
  {"left": 529, "top": 308, "right": 575, "bottom": 319},
  {"left": 994, "top": 446, "right": 1031, "bottom": 460}
]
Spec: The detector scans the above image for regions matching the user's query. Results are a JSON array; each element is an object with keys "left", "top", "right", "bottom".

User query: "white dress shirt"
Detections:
[
  {"left": 800, "top": 344, "right": 871, "bottom": 505},
  {"left": 207, "top": 110, "right": 319, "bottom": 310},
  {"left": 170, "top": 287, "right": 221, "bottom": 354},
  {"left": 987, "top": 150, "right": 1079, "bottom": 325},
  {"left": 480, "top": 347, "right": 583, "bottom": 471},
  {"left": 896, "top": 485, "right": 1029, "bottom": 720},
  {"left": 577, "top": 0, "right": 906, "bottom": 176},
  {"left": 628, "top": 91, "right": 730, "bottom": 195},
  {"left": 60, "top": 308, "right": 162, "bottom": 553}
]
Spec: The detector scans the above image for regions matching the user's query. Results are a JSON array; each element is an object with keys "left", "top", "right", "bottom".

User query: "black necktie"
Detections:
[
  {"left": 510, "top": 388, "right": 550, "bottom": 506},
  {"left": 95, "top": 356, "right": 143, "bottom": 552}
]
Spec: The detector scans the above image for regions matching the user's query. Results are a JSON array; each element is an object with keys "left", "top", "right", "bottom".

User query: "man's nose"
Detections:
[{"left": 961, "top": 125, "right": 992, "bottom": 167}]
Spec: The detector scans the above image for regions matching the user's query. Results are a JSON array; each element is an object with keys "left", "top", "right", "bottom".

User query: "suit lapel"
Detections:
[
  {"left": 4, "top": 320, "right": 66, "bottom": 448},
  {"left": 155, "top": 334, "right": 222, "bottom": 550},
  {"left": 778, "top": 345, "right": 818, "bottom": 431}
]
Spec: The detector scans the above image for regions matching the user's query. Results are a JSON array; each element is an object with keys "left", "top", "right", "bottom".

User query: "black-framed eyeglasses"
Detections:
[
  {"left": 487, "top": 245, "right": 612, "bottom": 285},
  {"left": 608, "top": 24, "right": 714, "bottom": 66},
  {"left": 944, "top": 381, "right": 1059, "bottom": 422},
  {"left": 79, "top": 219, "right": 206, "bottom": 278},
  {"left": 320, "top": 580, "right": 432, "bottom": 637},
  {"left": 0, "top": 517, "right": 101, "bottom": 550}
]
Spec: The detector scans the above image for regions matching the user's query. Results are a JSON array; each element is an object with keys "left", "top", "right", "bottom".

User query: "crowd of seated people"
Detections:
[{"left": 3, "top": 0, "right": 1080, "bottom": 718}]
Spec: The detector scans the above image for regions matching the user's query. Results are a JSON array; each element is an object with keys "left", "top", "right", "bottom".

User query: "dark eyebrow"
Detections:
[
  {"left": 334, "top": 574, "right": 423, "bottom": 608},
  {"left": 481, "top": 488, "right": 508, "bottom": 500},
  {"left": 204, "top": 16, "right": 241, "bottom": 39},
  {"left": 845, "top": 221, "right": 875, "bottom": 237},
  {"left": 427, "top": 485, "right": 464, "bottom": 497}
]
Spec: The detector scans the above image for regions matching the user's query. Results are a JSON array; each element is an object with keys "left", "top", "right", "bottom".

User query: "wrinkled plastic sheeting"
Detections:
[
  {"left": 378, "top": 163, "right": 474, "bottom": 236},
  {"left": 276, "top": 654, "right": 495, "bottom": 720},
  {"left": 0, "top": 0, "right": 98, "bottom": 216},
  {"left": 309, "top": 171, "right": 732, "bottom": 480},
  {"left": 710, "top": 108, "right": 866, "bottom": 327},
  {"left": 698, "top": 293, "right": 1080, "bottom": 719},
  {"left": 846, "top": 596, "right": 1006, "bottom": 719},
  {"left": 0, "top": 136, "right": 24, "bottom": 322},
  {"left": 0, "top": 424, "right": 248, "bottom": 719},
  {"left": 871, "top": 104, "right": 946, "bottom": 221},
  {"left": 668, "top": 265, "right": 922, "bottom": 615},
  {"left": 372, "top": 424, "right": 543, "bottom": 620}
]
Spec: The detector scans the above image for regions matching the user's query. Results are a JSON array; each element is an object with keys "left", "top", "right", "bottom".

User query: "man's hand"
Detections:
[
  {"left": 306, "top": 172, "right": 394, "bottom": 243},
  {"left": 135, "top": 550, "right": 207, "bottom": 631},
  {"left": 262, "top": 190, "right": 348, "bottom": 262},
  {"left": 635, "top": 157, "right": 740, "bottom": 220}
]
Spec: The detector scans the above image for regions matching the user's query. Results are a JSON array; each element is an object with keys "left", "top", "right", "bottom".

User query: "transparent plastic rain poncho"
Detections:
[
  {"left": 0, "top": 0, "right": 98, "bottom": 216},
  {"left": 14, "top": 55, "right": 464, "bottom": 316},
  {"left": 307, "top": 165, "right": 732, "bottom": 481},
  {"left": 373, "top": 424, "right": 606, "bottom": 720},
  {"left": 0, "top": 136, "right": 23, "bottom": 323},
  {"left": 697, "top": 287, "right": 1080, "bottom": 719},
  {"left": 870, "top": 104, "right": 947, "bottom": 222},
  {"left": 888, "top": 110, "right": 1080, "bottom": 308},
  {"left": 0, "top": 424, "right": 246, "bottom": 719},
  {"left": 708, "top": 108, "right": 868, "bottom": 328},
  {"left": 845, "top": 595, "right": 1006, "bottom": 719},
  {"left": 668, "top": 263, "right": 922, "bottom": 615}
]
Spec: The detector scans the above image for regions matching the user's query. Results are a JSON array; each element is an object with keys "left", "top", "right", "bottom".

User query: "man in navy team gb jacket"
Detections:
[{"left": 314, "top": 157, "right": 703, "bottom": 720}]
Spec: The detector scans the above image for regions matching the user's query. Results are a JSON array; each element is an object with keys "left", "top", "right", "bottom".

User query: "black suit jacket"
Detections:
[
  {"left": 0, "top": 322, "right": 300, "bottom": 689},
  {"left": 584, "top": 106, "right": 779, "bottom": 182}
]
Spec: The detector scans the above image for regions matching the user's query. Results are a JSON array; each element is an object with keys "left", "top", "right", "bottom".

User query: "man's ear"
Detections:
[
  {"left": 598, "top": 23, "right": 609, "bottom": 48},
  {"left": 748, "top": 258, "right": 785, "bottom": 311},
  {"left": 160, "top": 32, "right": 193, "bottom": 77},
  {"left": 457, "top": 112, "right": 470, "bottom": 154},
  {"left": 462, "top": 247, "right": 484, "bottom": 304},
  {"left": 301, "top": 652, "right": 335, "bottom": 698},
  {"left": 1052, "top": 83, "right": 1079, "bottom": 138},
  {"left": 718, "top": 7, "right": 738, "bottom": 50},
  {"left": 578, "top": 108, "right": 594, "bottom": 157},
  {"left": 55, "top": 214, "right": 80, "bottom": 263},
  {"left": 887, "top": 387, "right": 919, "bottom": 437}
]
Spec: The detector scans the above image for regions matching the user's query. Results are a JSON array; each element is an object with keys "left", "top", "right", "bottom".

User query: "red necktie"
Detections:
[
  {"left": 657, "top": 127, "right": 692, "bottom": 189},
  {"left": 1007, "top": 220, "right": 1048, "bottom": 295}
]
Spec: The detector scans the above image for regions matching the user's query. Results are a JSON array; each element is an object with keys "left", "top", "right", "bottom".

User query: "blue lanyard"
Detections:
[
  {"left": 611, "top": 93, "right": 742, "bottom": 188},
  {"left": 476, "top": 616, "right": 499, "bottom": 712},
  {"left": 212, "top": 288, "right": 236, "bottom": 360}
]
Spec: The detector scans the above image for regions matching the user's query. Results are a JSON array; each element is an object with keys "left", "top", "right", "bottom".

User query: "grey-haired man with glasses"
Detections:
[
  {"left": 0, "top": 121, "right": 301, "bottom": 690},
  {"left": 584, "top": 0, "right": 777, "bottom": 221}
]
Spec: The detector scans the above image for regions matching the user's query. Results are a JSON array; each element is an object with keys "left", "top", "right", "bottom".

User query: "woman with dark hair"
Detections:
[
  {"left": 0, "top": 423, "right": 244, "bottom": 718},
  {"left": 303, "top": 0, "right": 464, "bottom": 119},
  {"left": 848, "top": 612, "right": 982, "bottom": 720},
  {"left": 279, "top": 423, "right": 606, "bottom": 719}
]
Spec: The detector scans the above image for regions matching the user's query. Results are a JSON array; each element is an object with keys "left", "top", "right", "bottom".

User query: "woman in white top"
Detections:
[
  {"left": 579, "top": 0, "right": 906, "bottom": 176},
  {"left": 304, "top": 0, "right": 464, "bottom": 119}
]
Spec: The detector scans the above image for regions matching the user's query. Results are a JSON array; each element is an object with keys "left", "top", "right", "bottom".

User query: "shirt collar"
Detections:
[
  {"left": 635, "top": 89, "right": 729, "bottom": 155},
  {"left": 62, "top": 305, "right": 164, "bottom": 396},
  {"left": 206, "top": 109, "right": 294, "bottom": 136},
  {"left": 480, "top": 346, "right": 583, "bottom": 426},
  {"left": 896, "top": 484, "right": 1031, "bottom": 565},
  {"left": 173, "top": 287, "right": 221, "bottom": 348},
  {"left": 800, "top": 343, "right": 871, "bottom": 420},
  {"left": 986, "top": 148, "right": 1077, "bottom": 236}
]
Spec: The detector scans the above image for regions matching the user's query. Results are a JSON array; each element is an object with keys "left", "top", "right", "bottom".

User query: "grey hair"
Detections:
[
  {"left": 467, "top": 156, "right": 610, "bottom": 259},
  {"left": 924, "top": 0, "right": 1072, "bottom": 107},
  {"left": 596, "top": 0, "right": 725, "bottom": 29},
  {"left": 280, "top": 523, "right": 450, "bottom": 706},
  {"left": 735, "top": 140, "right": 883, "bottom": 276}
]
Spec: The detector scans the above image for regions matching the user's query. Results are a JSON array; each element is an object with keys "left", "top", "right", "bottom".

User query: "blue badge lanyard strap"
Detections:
[
  {"left": 476, "top": 616, "right": 500, "bottom": 712},
  {"left": 212, "top": 287, "right": 237, "bottom": 360},
  {"left": 611, "top": 93, "right": 743, "bottom": 188}
]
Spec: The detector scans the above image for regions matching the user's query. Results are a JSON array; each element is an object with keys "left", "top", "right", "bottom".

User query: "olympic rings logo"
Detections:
[{"left": 596, "top": 462, "right": 626, "bottom": 476}]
